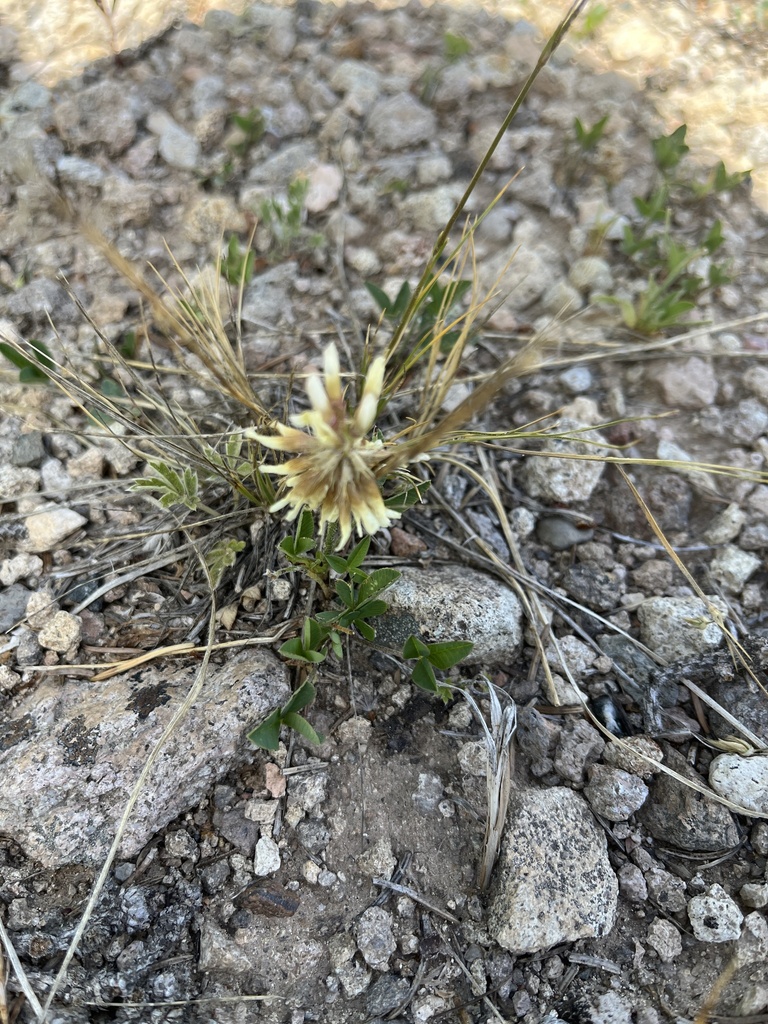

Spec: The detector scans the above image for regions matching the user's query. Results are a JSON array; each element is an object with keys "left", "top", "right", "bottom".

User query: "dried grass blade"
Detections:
[{"left": 0, "top": 917, "right": 43, "bottom": 1020}]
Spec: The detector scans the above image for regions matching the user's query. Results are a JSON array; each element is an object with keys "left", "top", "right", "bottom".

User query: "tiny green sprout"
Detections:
[
  {"left": 279, "top": 508, "right": 318, "bottom": 562},
  {"left": 221, "top": 235, "right": 255, "bottom": 286},
  {"left": 573, "top": 114, "right": 609, "bottom": 153},
  {"left": 691, "top": 161, "right": 751, "bottom": 200},
  {"left": 443, "top": 31, "right": 471, "bottom": 62},
  {"left": 632, "top": 185, "right": 670, "bottom": 223},
  {"left": 118, "top": 329, "right": 138, "bottom": 360},
  {"left": 366, "top": 280, "right": 413, "bottom": 321},
  {"left": 248, "top": 679, "right": 322, "bottom": 751},
  {"left": 652, "top": 124, "right": 689, "bottom": 174},
  {"left": 573, "top": 2, "right": 609, "bottom": 38},
  {"left": 258, "top": 176, "right": 310, "bottom": 259},
  {"left": 0, "top": 339, "right": 54, "bottom": 384},
  {"left": 382, "top": 178, "right": 410, "bottom": 196},
  {"left": 230, "top": 108, "right": 265, "bottom": 157}
]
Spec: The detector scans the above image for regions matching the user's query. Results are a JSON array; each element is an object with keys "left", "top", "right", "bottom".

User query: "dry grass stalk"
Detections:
[{"left": 0, "top": 916, "right": 42, "bottom": 1021}]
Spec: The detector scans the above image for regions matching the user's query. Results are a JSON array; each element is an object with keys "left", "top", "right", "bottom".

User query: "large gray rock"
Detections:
[
  {"left": 487, "top": 787, "right": 618, "bottom": 954},
  {"left": 380, "top": 565, "right": 522, "bottom": 666},
  {"left": 0, "top": 649, "right": 289, "bottom": 867}
]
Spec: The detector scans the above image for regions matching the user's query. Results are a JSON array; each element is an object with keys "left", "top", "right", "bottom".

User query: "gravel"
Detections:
[{"left": 0, "top": 0, "right": 767, "bottom": 1021}]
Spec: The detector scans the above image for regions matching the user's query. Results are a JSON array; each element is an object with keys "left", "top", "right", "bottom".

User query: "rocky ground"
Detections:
[{"left": 1, "top": 2, "right": 768, "bottom": 1023}]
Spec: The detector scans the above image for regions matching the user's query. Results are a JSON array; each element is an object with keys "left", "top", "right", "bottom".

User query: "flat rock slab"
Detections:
[
  {"left": 380, "top": 566, "right": 523, "bottom": 666},
  {"left": 0, "top": 649, "right": 288, "bottom": 867},
  {"left": 487, "top": 786, "right": 618, "bottom": 954}
]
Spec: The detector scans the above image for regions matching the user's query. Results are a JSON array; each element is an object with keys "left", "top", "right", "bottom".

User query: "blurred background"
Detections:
[{"left": 0, "top": 0, "right": 765, "bottom": 209}]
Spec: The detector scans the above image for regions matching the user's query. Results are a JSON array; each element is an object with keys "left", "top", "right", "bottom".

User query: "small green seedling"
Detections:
[
  {"left": 230, "top": 108, "right": 266, "bottom": 157},
  {"left": 118, "top": 329, "right": 138, "bottom": 360},
  {"left": 443, "top": 31, "right": 471, "bottom": 62},
  {"left": 573, "top": 114, "right": 609, "bottom": 153},
  {"left": 202, "top": 433, "right": 269, "bottom": 504},
  {"left": 259, "top": 177, "right": 312, "bottom": 258},
  {"left": 601, "top": 220, "right": 729, "bottom": 334},
  {"left": 402, "top": 634, "right": 475, "bottom": 700},
  {"left": 0, "top": 339, "right": 54, "bottom": 384},
  {"left": 573, "top": 1, "right": 609, "bottom": 37},
  {"left": 221, "top": 235, "right": 255, "bottom": 286},
  {"left": 248, "top": 678, "right": 322, "bottom": 750},
  {"left": 690, "top": 161, "right": 751, "bottom": 199},
  {"left": 652, "top": 124, "right": 689, "bottom": 174},
  {"left": 278, "top": 522, "right": 401, "bottom": 656}
]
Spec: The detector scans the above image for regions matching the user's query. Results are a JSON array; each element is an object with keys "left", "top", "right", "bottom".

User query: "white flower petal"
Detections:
[
  {"left": 305, "top": 373, "right": 330, "bottom": 417},
  {"left": 323, "top": 342, "right": 342, "bottom": 402}
]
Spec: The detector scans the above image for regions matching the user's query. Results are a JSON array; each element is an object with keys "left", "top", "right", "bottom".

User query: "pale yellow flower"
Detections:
[{"left": 248, "top": 343, "right": 400, "bottom": 548}]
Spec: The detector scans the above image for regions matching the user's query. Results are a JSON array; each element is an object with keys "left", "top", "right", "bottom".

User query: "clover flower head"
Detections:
[{"left": 249, "top": 343, "right": 399, "bottom": 548}]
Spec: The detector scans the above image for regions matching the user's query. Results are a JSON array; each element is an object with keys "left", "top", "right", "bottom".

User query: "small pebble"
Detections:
[{"left": 687, "top": 884, "right": 743, "bottom": 943}]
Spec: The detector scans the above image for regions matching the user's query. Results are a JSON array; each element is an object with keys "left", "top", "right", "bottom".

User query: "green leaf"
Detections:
[
  {"left": 345, "top": 535, "right": 371, "bottom": 571},
  {"left": 0, "top": 340, "right": 52, "bottom": 384},
  {"left": 365, "top": 281, "right": 392, "bottom": 313},
  {"left": 356, "top": 619, "right": 375, "bottom": 642},
  {"left": 633, "top": 185, "right": 669, "bottom": 221},
  {"left": 278, "top": 637, "right": 326, "bottom": 664},
  {"left": 100, "top": 377, "right": 125, "bottom": 398},
  {"left": 279, "top": 536, "right": 297, "bottom": 558},
  {"left": 283, "top": 712, "right": 323, "bottom": 745},
  {"left": 703, "top": 219, "right": 724, "bottom": 254},
  {"left": 335, "top": 578, "right": 354, "bottom": 608},
  {"left": 18, "top": 364, "right": 50, "bottom": 384},
  {"left": 573, "top": 114, "right": 609, "bottom": 152},
  {"left": 325, "top": 552, "right": 348, "bottom": 573},
  {"left": 329, "top": 630, "right": 343, "bottom": 660},
  {"left": 385, "top": 479, "right": 430, "bottom": 512},
  {"left": 708, "top": 264, "right": 730, "bottom": 288},
  {"left": 392, "top": 280, "right": 412, "bottom": 318},
  {"left": 247, "top": 708, "right": 282, "bottom": 750},
  {"left": 28, "top": 339, "right": 54, "bottom": 371},
  {"left": 118, "top": 330, "right": 138, "bottom": 359},
  {"left": 402, "top": 635, "right": 430, "bottom": 660},
  {"left": 652, "top": 124, "right": 689, "bottom": 173},
  {"left": 347, "top": 597, "right": 388, "bottom": 621},
  {"left": 443, "top": 30, "right": 470, "bottom": 61},
  {"left": 297, "top": 508, "right": 315, "bottom": 542},
  {"left": 411, "top": 658, "right": 438, "bottom": 693},
  {"left": 425, "top": 640, "right": 474, "bottom": 670},
  {"left": 283, "top": 679, "right": 317, "bottom": 715},
  {"left": 358, "top": 568, "right": 400, "bottom": 603}
]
